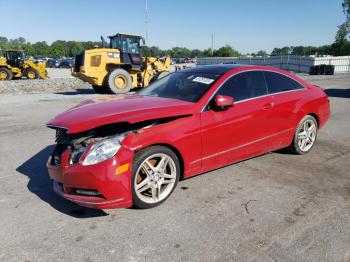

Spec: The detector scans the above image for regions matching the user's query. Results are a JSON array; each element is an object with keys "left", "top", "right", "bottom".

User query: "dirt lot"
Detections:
[{"left": 0, "top": 74, "right": 349, "bottom": 262}]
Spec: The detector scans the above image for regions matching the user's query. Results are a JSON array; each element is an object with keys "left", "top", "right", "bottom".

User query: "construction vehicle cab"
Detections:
[
  {"left": 109, "top": 33, "right": 144, "bottom": 68},
  {"left": 0, "top": 50, "right": 48, "bottom": 80},
  {"left": 72, "top": 33, "right": 171, "bottom": 94},
  {"left": 4, "top": 50, "right": 25, "bottom": 68}
]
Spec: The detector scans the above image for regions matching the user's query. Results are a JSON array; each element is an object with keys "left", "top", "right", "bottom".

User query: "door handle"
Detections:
[{"left": 262, "top": 102, "right": 274, "bottom": 110}]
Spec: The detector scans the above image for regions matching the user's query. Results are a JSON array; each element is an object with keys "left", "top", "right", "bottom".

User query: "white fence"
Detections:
[{"left": 197, "top": 56, "right": 350, "bottom": 73}]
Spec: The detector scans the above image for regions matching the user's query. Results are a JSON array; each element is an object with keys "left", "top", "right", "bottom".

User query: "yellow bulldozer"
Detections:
[
  {"left": 0, "top": 50, "right": 48, "bottom": 80},
  {"left": 72, "top": 33, "right": 171, "bottom": 94}
]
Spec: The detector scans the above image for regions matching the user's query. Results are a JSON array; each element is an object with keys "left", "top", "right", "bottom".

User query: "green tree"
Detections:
[
  {"left": 23, "top": 42, "right": 35, "bottom": 56},
  {"left": 335, "top": 22, "right": 350, "bottom": 43},
  {"left": 190, "top": 49, "right": 202, "bottom": 58},
  {"left": 149, "top": 46, "right": 162, "bottom": 57},
  {"left": 32, "top": 41, "right": 49, "bottom": 57},
  {"left": 66, "top": 41, "right": 84, "bottom": 57},
  {"left": 82, "top": 41, "right": 100, "bottom": 50},
  {"left": 213, "top": 45, "right": 240, "bottom": 57},
  {"left": 256, "top": 50, "right": 268, "bottom": 56},
  {"left": 170, "top": 47, "right": 191, "bottom": 58},
  {"left": 335, "top": 0, "right": 350, "bottom": 43},
  {"left": 202, "top": 48, "right": 213, "bottom": 57},
  {"left": 141, "top": 45, "right": 151, "bottom": 57},
  {"left": 50, "top": 40, "right": 67, "bottom": 58},
  {"left": 0, "top": 37, "right": 8, "bottom": 51},
  {"left": 271, "top": 48, "right": 282, "bottom": 56},
  {"left": 271, "top": 46, "right": 290, "bottom": 56}
]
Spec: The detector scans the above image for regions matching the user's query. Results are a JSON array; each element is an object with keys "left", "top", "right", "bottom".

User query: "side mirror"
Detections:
[{"left": 215, "top": 95, "right": 234, "bottom": 110}]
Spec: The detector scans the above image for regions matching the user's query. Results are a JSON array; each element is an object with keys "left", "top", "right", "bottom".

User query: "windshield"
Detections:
[
  {"left": 110, "top": 36, "right": 140, "bottom": 55},
  {"left": 7, "top": 51, "right": 25, "bottom": 61},
  {"left": 139, "top": 72, "right": 221, "bottom": 102}
]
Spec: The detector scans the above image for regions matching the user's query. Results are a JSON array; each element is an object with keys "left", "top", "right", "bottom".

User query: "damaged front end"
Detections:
[
  {"left": 48, "top": 120, "right": 159, "bottom": 167},
  {"left": 46, "top": 115, "right": 191, "bottom": 209},
  {"left": 46, "top": 120, "right": 163, "bottom": 209},
  {"left": 48, "top": 115, "right": 190, "bottom": 167}
]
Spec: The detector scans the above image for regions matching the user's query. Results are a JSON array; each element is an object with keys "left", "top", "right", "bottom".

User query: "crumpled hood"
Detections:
[{"left": 47, "top": 95, "right": 195, "bottom": 133}]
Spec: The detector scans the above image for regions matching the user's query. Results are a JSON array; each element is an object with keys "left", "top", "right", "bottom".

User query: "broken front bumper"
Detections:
[{"left": 47, "top": 147, "right": 134, "bottom": 209}]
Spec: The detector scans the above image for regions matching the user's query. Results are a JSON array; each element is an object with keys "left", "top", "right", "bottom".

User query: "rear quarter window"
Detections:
[{"left": 264, "top": 71, "right": 304, "bottom": 94}]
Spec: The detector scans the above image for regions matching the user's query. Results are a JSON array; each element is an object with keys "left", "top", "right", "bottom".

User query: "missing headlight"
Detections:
[{"left": 69, "top": 147, "right": 86, "bottom": 165}]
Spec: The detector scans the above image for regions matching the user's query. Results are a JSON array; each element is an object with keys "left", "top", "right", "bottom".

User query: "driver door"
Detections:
[{"left": 200, "top": 71, "right": 274, "bottom": 170}]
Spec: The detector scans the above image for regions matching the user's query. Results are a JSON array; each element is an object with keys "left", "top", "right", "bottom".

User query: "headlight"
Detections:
[{"left": 82, "top": 136, "right": 123, "bottom": 165}]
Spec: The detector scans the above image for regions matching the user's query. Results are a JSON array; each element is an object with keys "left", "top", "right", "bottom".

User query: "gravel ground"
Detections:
[
  {"left": 0, "top": 69, "right": 88, "bottom": 95},
  {"left": 0, "top": 74, "right": 349, "bottom": 262}
]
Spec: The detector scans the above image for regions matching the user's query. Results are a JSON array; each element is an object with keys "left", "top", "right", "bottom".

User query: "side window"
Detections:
[
  {"left": 215, "top": 71, "right": 267, "bottom": 102},
  {"left": 264, "top": 71, "right": 304, "bottom": 94}
]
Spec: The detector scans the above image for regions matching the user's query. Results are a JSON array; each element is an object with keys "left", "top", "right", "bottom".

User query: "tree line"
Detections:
[
  {"left": 1, "top": 36, "right": 349, "bottom": 59},
  {"left": 0, "top": 34, "right": 350, "bottom": 58},
  {"left": 270, "top": 42, "right": 350, "bottom": 57},
  {"left": 0, "top": 37, "right": 243, "bottom": 58},
  {"left": 141, "top": 45, "right": 240, "bottom": 58}
]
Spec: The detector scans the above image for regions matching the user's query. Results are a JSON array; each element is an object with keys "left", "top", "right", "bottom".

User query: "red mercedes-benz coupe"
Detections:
[{"left": 47, "top": 65, "right": 330, "bottom": 209}]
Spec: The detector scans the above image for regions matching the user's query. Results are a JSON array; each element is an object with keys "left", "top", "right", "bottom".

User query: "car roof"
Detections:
[{"left": 179, "top": 64, "right": 247, "bottom": 74}]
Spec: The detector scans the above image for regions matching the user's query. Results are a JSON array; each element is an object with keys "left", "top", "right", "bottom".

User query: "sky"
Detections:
[{"left": 0, "top": 0, "right": 344, "bottom": 53}]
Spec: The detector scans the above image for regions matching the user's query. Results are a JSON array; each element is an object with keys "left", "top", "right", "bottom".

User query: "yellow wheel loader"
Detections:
[
  {"left": 0, "top": 50, "right": 48, "bottom": 80},
  {"left": 72, "top": 33, "right": 171, "bottom": 94}
]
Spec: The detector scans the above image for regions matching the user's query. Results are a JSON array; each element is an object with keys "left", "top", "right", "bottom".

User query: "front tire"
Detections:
[
  {"left": 132, "top": 146, "right": 180, "bottom": 209},
  {"left": 25, "top": 68, "right": 39, "bottom": 79},
  {"left": 287, "top": 115, "right": 318, "bottom": 154},
  {"left": 106, "top": 68, "right": 132, "bottom": 94}
]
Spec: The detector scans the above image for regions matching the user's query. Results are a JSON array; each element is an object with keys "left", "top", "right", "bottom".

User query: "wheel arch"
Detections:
[
  {"left": 135, "top": 143, "right": 185, "bottom": 179},
  {"left": 296, "top": 107, "right": 320, "bottom": 129},
  {"left": 307, "top": 113, "right": 320, "bottom": 128}
]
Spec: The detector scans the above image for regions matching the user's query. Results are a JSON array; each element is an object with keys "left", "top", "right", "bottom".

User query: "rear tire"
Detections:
[
  {"left": 0, "top": 68, "right": 13, "bottom": 80},
  {"left": 25, "top": 68, "right": 39, "bottom": 79},
  {"left": 106, "top": 68, "right": 132, "bottom": 94},
  {"left": 287, "top": 115, "right": 318, "bottom": 155}
]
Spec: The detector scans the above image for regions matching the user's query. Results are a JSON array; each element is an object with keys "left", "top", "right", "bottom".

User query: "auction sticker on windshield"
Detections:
[{"left": 192, "top": 76, "right": 215, "bottom": 85}]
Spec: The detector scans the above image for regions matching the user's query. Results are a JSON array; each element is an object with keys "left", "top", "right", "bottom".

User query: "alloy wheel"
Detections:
[
  {"left": 297, "top": 119, "right": 317, "bottom": 152},
  {"left": 134, "top": 153, "right": 177, "bottom": 204}
]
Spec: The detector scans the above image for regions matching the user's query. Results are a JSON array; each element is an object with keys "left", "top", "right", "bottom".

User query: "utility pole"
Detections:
[
  {"left": 145, "top": 0, "right": 149, "bottom": 45},
  {"left": 211, "top": 33, "right": 214, "bottom": 57}
]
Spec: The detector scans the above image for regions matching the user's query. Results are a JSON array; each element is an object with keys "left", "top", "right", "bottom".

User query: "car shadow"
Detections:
[
  {"left": 54, "top": 88, "right": 96, "bottom": 96},
  {"left": 324, "top": 88, "right": 350, "bottom": 98},
  {"left": 16, "top": 145, "right": 108, "bottom": 218}
]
